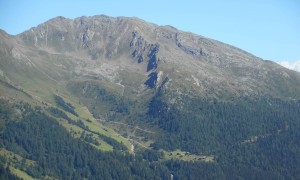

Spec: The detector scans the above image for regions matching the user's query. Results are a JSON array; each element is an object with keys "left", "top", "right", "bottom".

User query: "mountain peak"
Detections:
[{"left": 2, "top": 14, "right": 299, "bottom": 99}]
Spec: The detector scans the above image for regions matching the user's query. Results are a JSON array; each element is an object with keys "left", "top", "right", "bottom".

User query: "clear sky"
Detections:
[{"left": 0, "top": 0, "right": 299, "bottom": 63}]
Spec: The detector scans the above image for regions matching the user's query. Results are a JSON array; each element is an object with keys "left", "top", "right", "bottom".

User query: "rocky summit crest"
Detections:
[{"left": 1, "top": 15, "right": 300, "bottom": 101}]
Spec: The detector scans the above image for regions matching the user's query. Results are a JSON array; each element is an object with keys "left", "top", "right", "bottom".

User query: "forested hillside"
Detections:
[{"left": 1, "top": 99, "right": 300, "bottom": 179}]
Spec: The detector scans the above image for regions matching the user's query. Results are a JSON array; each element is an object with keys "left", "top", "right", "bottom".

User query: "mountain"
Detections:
[
  {"left": 1, "top": 15, "right": 300, "bottom": 179},
  {"left": 10, "top": 16, "right": 300, "bottom": 97}
]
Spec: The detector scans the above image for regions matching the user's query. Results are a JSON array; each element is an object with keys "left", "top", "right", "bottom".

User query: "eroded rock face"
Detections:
[
  {"left": 129, "top": 31, "right": 161, "bottom": 88},
  {"left": 130, "top": 31, "right": 159, "bottom": 69}
]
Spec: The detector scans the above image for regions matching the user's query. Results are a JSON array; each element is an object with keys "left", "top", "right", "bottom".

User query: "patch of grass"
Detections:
[
  {"left": 89, "top": 134, "right": 113, "bottom": 152},
  {"left": 76, "top": 106, "right": 94, "bottom": 120},
  {"left": 74, "top": 105, "right": 132, "bottom": 151},
  {"left": 10, "top": 166, "right": 36, "bottom": 180},
  {"left": 48, "top": 99, "right": 130, "bottom": 152},
  {"left": 0, "top": 148, "right": 37, "bottom": 180},
  {"left": 60, "top": 119, "right": 114, "bottom": 151},
  {"left": 0, "top": 82, "right": 34, "bottom": 104},
  {"left": 85, "top": 120, "right": 131, "bottom": 150},
  {"left": 0, "top": 148, "right": 36, "bottom": 166},
  {"left": 163, "top": 149, "right": 214, "bottom": 162}
]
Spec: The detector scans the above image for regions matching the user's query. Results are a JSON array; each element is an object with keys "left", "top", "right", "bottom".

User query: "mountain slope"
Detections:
[
  {"left": 1, "top": 15, "right": 300, "bottom": 179},
  {"left": 13, "top": 15, "right": 300, "bottom": 99}
]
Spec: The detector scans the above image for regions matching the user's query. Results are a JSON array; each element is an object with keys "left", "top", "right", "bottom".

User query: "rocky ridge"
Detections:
[{"left": 1, "top": 15, "right": 300, "bottom": 101}]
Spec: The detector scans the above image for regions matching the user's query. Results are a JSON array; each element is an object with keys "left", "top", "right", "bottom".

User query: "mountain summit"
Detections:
[
  {"left": 1, "top": 15, "right": 300, "bottom": 179},
  {"left": 2, "top": 15, "right": 298, "bottom": 99}
]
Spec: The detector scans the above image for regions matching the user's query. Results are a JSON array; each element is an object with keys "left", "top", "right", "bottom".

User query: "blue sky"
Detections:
[{"left": 0, "top": 0, "right": 299, "bottom": 63}]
